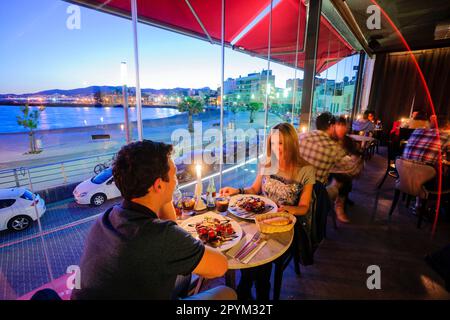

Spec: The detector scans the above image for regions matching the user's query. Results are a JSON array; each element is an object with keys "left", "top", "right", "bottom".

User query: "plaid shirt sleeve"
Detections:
[
  {"left": 403, "top": 129, "right": 447, "bottom": 166},
  {"left": 299, "top": 131, "right": 341, "bottom": 184}
]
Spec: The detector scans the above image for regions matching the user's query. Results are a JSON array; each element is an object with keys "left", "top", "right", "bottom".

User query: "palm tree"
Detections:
[
  {"left": 247, "top": 102, "right": 263, "bottom": 123},
  {"left": 178, "top": 96, "right": 205, "bottom": 132},
  {"left": 230, "top": 103, "right": 240, "bottom": 121},
  {"left": 16, "top": 104, "right": 41, "bottom": 154}
]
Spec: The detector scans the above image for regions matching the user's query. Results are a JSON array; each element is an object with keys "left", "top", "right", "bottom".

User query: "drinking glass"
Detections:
[
  {"left": 181, "top": 192, "right": 195, "bottom": 216},
  {"left": 215, "top": 197, "right": 229, "bottom": 213},
  {"left": 173, "top": 188, "right": 182, "bottom": 220}
]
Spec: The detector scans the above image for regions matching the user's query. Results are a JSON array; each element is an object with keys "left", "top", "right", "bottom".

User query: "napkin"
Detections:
[
  {"left": 226, "top": 236, "right": 267, "bottom": 264},
  {"left": 226, "top": 236, "right": 248, "bottom": 258},
  {"left": 241, "top": 240, "right": 267, "bottom": 264}
]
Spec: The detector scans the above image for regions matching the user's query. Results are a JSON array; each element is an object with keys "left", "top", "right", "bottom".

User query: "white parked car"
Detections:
[
  {"left": 0, "top": 188, "right": 46, "bottom": 232},
  {"left": 73, "top": 168, "right": 121, "bottom": 206}
]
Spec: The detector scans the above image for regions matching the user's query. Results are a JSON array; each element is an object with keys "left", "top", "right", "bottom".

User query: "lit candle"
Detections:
[
  {"left": 196, "top": 164, "right": 202, "bottom": 181},
  {"left": 301, "top": 126, "right": 307, "bottom": 133},
  {"left": 194, "top": 164, "right": 206, "bottom": 211},
  {"left": 357, "top": 115, "right": 362, "bottom": 120},
  {"left": 194, "top": 164, "right": 202, "bottom": 197}
]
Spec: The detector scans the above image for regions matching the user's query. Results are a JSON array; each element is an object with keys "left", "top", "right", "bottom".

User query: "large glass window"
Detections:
[
  {"left": 0, "top": 0, "right": 136, "bottom": 299},
  {"left": 314, "top": 54, "right": 360, "bottom": 118},
  {"left": 0, "top": 0, "right": 357, "bottom": 300}
]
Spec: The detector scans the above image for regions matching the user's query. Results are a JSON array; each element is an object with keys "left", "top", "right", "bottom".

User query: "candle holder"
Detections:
[{"left": 194, "top": 195, "right": 207, "bottom": 212}]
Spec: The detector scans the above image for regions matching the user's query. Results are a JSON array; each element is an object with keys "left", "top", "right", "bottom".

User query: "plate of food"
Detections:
[
  {"left": 180, "top": 213, "right": 243, "bottom": 251},
  {"left": 228, "top": 195, "right": 277, "bottom": 221}
]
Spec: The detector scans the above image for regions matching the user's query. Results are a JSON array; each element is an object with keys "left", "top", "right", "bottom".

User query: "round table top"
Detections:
[
  {"left": 348, "top": 134, "right": 374, "bottom": 142},
  {"left": 224, "top": 212, "right": 294, "bottom": 270},
  {"left": 178, "top": 210, "right": 294, "bottom": 270}
]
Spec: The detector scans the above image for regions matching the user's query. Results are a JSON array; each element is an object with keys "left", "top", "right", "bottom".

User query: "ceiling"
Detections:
[
  {"left": 66, "top": 0, "right": 354, "bottom": 72},
  {"left": 345, "top": 0, "right": 450, "bottom": 53}
]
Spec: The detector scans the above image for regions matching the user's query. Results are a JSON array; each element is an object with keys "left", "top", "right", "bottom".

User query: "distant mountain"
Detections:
[{"left": 0, "top": 86, "right": 214, "bottom": 98}]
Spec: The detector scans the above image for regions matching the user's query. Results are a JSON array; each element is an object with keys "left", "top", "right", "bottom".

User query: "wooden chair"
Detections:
[
  {"left": 272, "top": 183, "right": 331, "bottom": 300},
  {"left": 387, "top": 158, "right": 436, "bottom": 228}
]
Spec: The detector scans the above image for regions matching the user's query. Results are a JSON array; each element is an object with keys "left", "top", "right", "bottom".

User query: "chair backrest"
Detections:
[
  {"left": 311, "top": 182, "right": 331, "bottom": 248},
  {"left": 399, "top": 127, "right": 415, "bottom": 141},
  {"left": 395, "top": 158, "right": 436, "bottom": 198},
  {"left": 292, "top": 182, "right": 331, "bottom": 266}
]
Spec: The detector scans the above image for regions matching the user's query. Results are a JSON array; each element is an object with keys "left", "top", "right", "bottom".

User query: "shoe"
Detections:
[{"left": 335, "top": 198, "right": 350, "bottom": 223}]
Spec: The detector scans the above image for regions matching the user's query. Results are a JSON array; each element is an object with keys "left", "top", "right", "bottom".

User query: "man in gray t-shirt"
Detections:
[{"left": 71, "top": 140, "right": 235, "bottom": 300}]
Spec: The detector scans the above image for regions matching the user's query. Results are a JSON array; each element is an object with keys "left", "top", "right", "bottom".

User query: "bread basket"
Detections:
[{"left": 255, "top": 212, "right": 296, "bottom": 234}]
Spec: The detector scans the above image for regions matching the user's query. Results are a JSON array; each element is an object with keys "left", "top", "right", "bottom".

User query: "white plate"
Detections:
[
  {"left": 228, "top": 194, "right": 278, "bottom": 221},
  {"left": 180, "top": 212, "right": 243, "bottom": 252}
]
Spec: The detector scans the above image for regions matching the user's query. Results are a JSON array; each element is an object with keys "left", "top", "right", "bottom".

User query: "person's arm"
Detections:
[
  {"left": 278, "top": 183, "right": 313, "bottom": 216},
  {"left": 220, "top": 173, "right": 263, "bottom": 196},
  {"left": 192, "top": 246, "right": 228, "bottom": 279},
  {"left": 158, "top": 201, "right": 176, "bottom": 222}
]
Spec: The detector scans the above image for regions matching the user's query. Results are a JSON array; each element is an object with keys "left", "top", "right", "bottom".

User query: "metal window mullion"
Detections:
[
  {"left": 26, "top": 168, "right": 55, "bottom": 285},
  {"left": 299, "top": 0, "right": 322, "bottom": 129},
  {"left": 263, "top": 0, "right": 273, "bottom": 146},
  {"left": 291, "top": 0, "right": 304, "bottom": 125},
  {"left": 219, "top": 0, "right": 225, "bottom": 189},
  {"left": 131, "top": 0, "right": 143, "bottom": 141}
]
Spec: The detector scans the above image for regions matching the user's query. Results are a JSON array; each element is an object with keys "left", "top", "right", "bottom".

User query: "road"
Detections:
[{"left": 0, "top": 163, "right": 258, "bottom": 299}]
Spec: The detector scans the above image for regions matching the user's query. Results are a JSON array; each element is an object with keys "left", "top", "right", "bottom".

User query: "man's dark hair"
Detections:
[
  {"left": 363, "top": 110, "right": 374, "bottom": 120},
  {"left": 112, "top": 140, "right": 173, "bottom": 200},
  {"left": 413, "top": 110, "right": 427, "bottom": 121},
  {"left": 437, "top": 115, "right": 450, "bottom": 129},
  {"left": 316, "top": 112, "right": 336, "bottom": 131},
  {"left": 336, "top": 116, "right": 348, "bottom": 125}
]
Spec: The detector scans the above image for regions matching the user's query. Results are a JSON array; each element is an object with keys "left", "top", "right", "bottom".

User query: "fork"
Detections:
[
  {"left": 236, "top": 238, "right": 263, "bottom": 262},
  {"left": 234, "top": 231, "right": 261, "bottom": 260}
]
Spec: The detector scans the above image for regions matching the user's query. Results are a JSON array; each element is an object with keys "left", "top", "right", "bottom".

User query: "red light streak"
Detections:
[{"left": 369, "top": 0, "right": 442, "bottom": 236}]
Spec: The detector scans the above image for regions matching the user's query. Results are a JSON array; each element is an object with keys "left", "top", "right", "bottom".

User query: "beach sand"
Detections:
[{"left": 0, "top": 110, "right": 283, "bottom": 170}]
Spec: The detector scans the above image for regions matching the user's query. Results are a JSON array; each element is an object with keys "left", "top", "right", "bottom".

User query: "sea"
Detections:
[{"left": 0, "top": 105, "right": 182, "bottom": 133}]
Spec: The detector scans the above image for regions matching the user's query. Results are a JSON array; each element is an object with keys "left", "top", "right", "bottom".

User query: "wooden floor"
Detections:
[{"left": 205, "top": 147, "right": 450, "bottom": 299}]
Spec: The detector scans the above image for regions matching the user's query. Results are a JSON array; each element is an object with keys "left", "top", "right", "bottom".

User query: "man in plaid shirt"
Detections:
[
  {"left": 403, "top": 116, "right": 450, "bottom": 168},
  {"left": 298, "top": 113, "right": 355, "bottom": 223},
  {"left": 298, "top": 112, "right": 347, "bottom": 184}
]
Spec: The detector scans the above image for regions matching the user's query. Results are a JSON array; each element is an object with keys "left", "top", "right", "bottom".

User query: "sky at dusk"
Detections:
[{"left": 0, "top": 0, "right": 358, "bottom": 94}]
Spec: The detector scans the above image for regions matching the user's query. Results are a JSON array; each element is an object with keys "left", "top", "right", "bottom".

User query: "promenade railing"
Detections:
[{"left": 0, "top": 153, "right": 116, "bottom": 192}]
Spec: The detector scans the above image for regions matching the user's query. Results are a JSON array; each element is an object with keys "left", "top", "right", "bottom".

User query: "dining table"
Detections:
[
  {"left": 177, "top": 206, "right": 294, "bottom": 290},
  {"left": 348, "top": 134, "right": 375, "bottom": 147}
]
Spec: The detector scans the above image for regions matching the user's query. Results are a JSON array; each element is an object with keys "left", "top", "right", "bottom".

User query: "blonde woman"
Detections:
[{"left": 220, "top": 122, "right": 315, "bottom": 300}]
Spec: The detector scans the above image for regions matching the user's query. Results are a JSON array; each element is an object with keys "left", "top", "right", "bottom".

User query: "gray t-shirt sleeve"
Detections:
[
  {"left": 299, "top": 165, "right": 316, "bottom": 186},
  {"left": 163, "top": 223, "right": 205, "bottom": 276}
]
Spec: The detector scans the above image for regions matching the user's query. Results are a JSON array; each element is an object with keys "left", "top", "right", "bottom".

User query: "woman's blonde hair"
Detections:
[{"left": 265, "top": 122, "right": 309, "bottom": 169}]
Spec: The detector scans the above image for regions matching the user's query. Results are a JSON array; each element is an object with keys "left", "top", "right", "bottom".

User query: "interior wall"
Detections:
[{"left": 368, "top": 47, "right": 450, "bottom": 133}]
